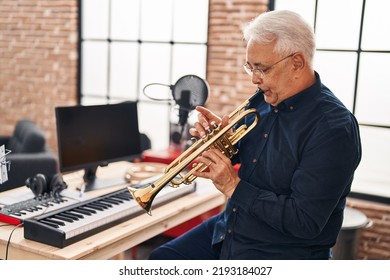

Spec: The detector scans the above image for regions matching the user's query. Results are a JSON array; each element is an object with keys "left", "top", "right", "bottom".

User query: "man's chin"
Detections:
[{"left": 263, "top": 95, "right": 276, "bottom": 105}]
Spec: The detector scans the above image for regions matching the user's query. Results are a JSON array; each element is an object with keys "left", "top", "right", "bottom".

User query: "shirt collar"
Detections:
[{"left": 274, "top": 71, "right": 321, "bottom": 112}]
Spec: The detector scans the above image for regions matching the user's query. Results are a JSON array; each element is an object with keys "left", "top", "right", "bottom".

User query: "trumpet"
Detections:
[{"left": 128, "top": 90, "right": 260, "bottom": 215}]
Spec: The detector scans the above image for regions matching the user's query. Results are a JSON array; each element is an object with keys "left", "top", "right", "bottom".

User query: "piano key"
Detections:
[
  {"left": 67, "top": 211, "right": 85, "bottom": 219},
  {"left": 83, "top": 205, "right": 104, "bottom": 211},
  {"left": 72, "top": 208, "right": 93, "bottom": 216},
  {"left": 113, "top": 194, "right": 131, "bottom": 201},
  {"left": 81, "top": 206, "right": 99, "bottom": 213},
  {"left": 11, "top": 212, "right": 23, "bottom": 217},
  {"left": 95, "top": 201, "right": 113, "bottom": 208},
  {"left": 46, "top": 218, "right": 66, "bottom": 226},
  {"left": 60, "top": 212, "right": 80, "bottom": 221},
  {"left": 55, "top": 214, "right": 74, "bottom": 223},
  {"left": 92, "top": 202, "right": 111, "bottom": 209},
  {"left": 40, "top": 219, "right": 60, "bottom": 228},
  {"left": 101, "top": 198, "right": 121, "bottom": 205}
]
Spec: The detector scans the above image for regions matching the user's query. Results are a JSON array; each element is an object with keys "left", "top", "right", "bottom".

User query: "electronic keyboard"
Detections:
[
  {"left": 0, "top": 193, "right": 80, "bottom": 225},
  {"left": 23, "top": 182, "right": 196, "bottom": 248}
]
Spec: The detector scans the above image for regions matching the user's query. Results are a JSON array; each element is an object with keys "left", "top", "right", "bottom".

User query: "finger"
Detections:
[
  {"left": 194, "top": 155, "right": 214, "bottom": 167},
  {"left": 192, "top": 168, "right": 212, "bottom": 180},
  {"left": 201, "top": 150, "right": 221, "bottom": 164},
  {"left": 196, "top": 106, "right": 221, "bottom": 125},
  {"left": 193, "top": 121, "right": 207, "bottom": 137},
  {"left": 206, "top": 151, "right": 216, "bottom": 162},
  {"left": 189, "top": 127, "right": 200, "bottom": 137},
  {"left": 196, "top": 112, "right": 210, "bottom": 128},
  {"left": 221, "top": 115, "right": 230, "bottom": 128}
]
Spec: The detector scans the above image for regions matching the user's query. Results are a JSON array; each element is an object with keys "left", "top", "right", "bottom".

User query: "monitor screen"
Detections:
[{"left": 55, "top": 102, "right": 142, "bottom": 191}]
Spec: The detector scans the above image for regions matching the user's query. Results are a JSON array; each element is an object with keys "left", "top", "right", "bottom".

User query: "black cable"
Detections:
[
  {"left": 5, "top": 223, "right": 23, "bottom": 260},
  {"left": 142, "top": 82, "right": 173, "bottom": 102},
  {"left": 37, "top": 196, "right": 51, "bottom": 216}
]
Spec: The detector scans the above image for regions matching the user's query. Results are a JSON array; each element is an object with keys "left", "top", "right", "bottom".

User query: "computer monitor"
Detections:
[{"left": 55, "top": 102, "right": 142, "bottom": 192}]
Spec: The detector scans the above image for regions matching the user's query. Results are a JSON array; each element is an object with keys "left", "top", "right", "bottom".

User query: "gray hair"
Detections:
[{"left": 243, "top": 10, "right": 315, "bottom": 67}]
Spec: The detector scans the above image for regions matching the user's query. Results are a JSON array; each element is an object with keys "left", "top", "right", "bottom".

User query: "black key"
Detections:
[
  {"left": 111, "top": 196, "right": 125, "bottom": 203},
  {"left": 72, "top": 208, "right": 92, "bottom": 216},
  {"left": 67, "top": 211, "right": 85, "bottom": 219},
  {"left": 79, "top": 206, "right": 97, "bottom": 214},
  {"left": 102, "top": 198, "right": 121, "bottom": 205},
  {"left": 45, "top": 218, "right": 65, "bottom": 226},
  {"left": 40, "top": 220, "right": 59, "bottom": 228},
  {"left": 84, "top": 204, "right": 104, "bottom": 211},
  {"left": 114, "top": 194, "right": 131, "bottom": 201},
  {"left": 91, "top": 202, "right": 110, "bottom": 209},
  {"left": 95, "top": 201, "right": 112, "bottom": 208},
  {"left": 55, "top": 214, "right": 74, "bottom": 223},
  {"left": 61, "top": 212, "right": 80, "bottom": 220}
]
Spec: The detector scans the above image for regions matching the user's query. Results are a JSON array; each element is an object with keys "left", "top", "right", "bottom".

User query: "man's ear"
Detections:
[{"left": 291, "top": 53, "right": 305, "bottom": 71}]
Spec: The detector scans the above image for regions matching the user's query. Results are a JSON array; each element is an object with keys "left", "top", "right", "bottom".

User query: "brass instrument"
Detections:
[{"left": 128, "top": 91, "right": 260, "bottom": 215}]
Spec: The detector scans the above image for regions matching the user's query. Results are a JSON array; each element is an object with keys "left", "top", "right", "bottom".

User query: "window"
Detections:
[
  {"left": 274, "top": 0, "right": 390, "bottom": 198},
  {"left": 79, "top": 0, "right": 209, "bottom": 150}
]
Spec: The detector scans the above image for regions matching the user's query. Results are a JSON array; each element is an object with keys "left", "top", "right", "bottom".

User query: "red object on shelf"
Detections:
[{"left": 142, "top": 147, "right": 182, "bottom": 165}]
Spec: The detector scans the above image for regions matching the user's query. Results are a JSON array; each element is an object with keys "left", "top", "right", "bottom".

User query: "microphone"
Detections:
[
  {"left": 142, "top": 75, "right": 209, "bottom": 148},
  {"left": 178, "top": 90, "right": 191, "bottom": 127}
]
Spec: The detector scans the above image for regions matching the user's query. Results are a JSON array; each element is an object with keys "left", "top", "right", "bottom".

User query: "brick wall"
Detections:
[
  {"left": 0, "top": 0, "right": 389, "bottom": 260},
  {"left": 347, "top": 198, "right": 390, "bottom": 259},
  {"left": 206, "top": 0, "right": 269, "bottom": 116},
  {"left": 0, "top": 0, "right": 78, "bottom": 154}
]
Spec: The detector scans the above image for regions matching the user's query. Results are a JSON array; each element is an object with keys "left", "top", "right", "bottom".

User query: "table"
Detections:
[{"left": 0, "top": 161, "right": 225, "bottom": 260}]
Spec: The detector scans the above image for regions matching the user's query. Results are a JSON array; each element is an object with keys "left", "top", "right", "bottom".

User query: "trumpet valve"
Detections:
[{"left": 210, "top": 121, "right": 218, "bottom": 129}]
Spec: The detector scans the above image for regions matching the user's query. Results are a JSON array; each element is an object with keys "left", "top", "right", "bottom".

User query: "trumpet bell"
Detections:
[{"left": 127, "top": 184, "right": 156, "bottom": 215}]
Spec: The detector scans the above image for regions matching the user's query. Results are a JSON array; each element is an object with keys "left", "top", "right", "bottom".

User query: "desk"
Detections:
[{"left": 0, "top": 161, "right": 225, "bottom": 260}]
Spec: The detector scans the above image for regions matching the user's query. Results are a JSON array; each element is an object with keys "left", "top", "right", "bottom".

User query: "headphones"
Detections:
[{"left": 25, "top": 173, "right": 68, "bottom": 197}]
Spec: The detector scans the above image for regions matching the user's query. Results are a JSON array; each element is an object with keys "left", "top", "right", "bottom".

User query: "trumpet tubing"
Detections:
[{"left": 128, "top": 92, "right": 260, "bottom": 215}]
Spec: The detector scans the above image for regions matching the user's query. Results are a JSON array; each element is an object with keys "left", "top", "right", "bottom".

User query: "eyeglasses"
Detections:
[{"left": 243, "top": 53, "right": 295, "bottom": 78}]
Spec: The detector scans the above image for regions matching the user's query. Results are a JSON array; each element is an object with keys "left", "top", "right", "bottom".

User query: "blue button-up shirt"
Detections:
[{"left": 213, "top": 72, "right": 362, "bottom": 259}]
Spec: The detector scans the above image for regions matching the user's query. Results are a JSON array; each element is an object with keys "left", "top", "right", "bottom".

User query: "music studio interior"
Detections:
[{"left": 0, "top": 0, "right": 389, "bottom": 260}]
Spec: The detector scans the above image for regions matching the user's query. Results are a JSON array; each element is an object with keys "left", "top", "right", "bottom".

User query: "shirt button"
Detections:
[
  {"left": 290, "top": 106, "right": 294, "bottom": 110},
  {"left": 252, "top": 158, "right": 257, "bottom": 163},
  {"left": 227, "top": 229, "right": 232, "bottom": 234},
  {"left": 232, "top": 207, "right": 237, "bottom": 212},
  {"left": 274, "top": 108, "right": 279, "bottom": 113},
  {"left": 264, "top": 133, "right": 268, "bottom": 138}
]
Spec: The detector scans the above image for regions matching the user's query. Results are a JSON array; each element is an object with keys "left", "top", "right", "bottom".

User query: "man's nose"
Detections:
[{"left": 251, "top": 74, "right": 262, "bottom": 85}]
